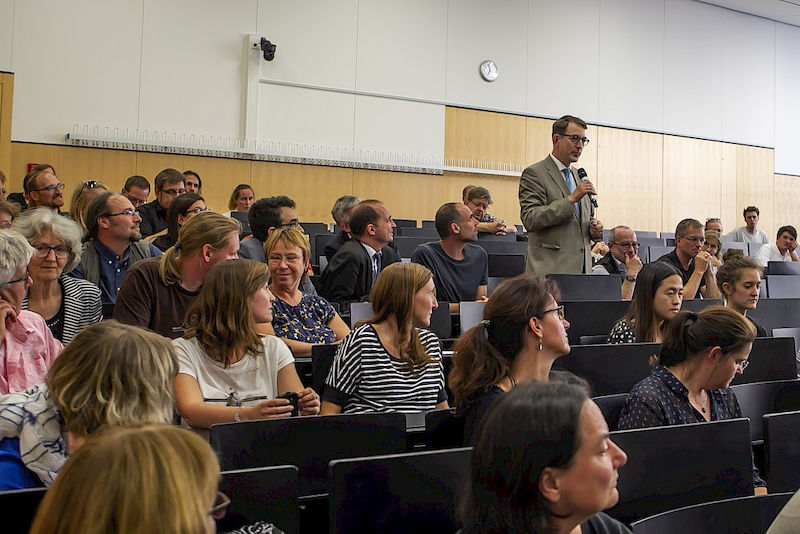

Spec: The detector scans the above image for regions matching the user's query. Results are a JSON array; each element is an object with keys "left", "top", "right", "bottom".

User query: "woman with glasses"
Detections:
[
  {"left": 12, "top": 209, "right": 101, "bottom": 344},
  {"left": 449, "top": 275, "right": 570, "bottom": 444},
  {"left": 259, "top": 227, "right": 349, "bottom": 356},
  {"left": 151, "top": 193, "right": 209, "bottom": 252},
  {"left": 617, "top": 306, "right": 766, "bottom": 491},
  {"left": 716, "top": 255, "right": 767, "bottom": 337},
  {"left": 0, "top": 230, "right": 61, "bottom": 394},
  {"left": 29, "top": 424, "right": 223, "bottom": 534},
  {"left": 69, "top": 180, "right": 108, "bottom": 235},
  {"left": 607, "top": 262, "right": 684, "bottom": 344}
]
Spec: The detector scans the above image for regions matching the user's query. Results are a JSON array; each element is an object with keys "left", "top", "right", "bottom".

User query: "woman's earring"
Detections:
[{"left": 538, "top": 338, "right": 543, "bottom": 351}]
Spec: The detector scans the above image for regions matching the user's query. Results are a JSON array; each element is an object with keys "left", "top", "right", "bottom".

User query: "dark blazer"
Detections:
[
  {"left": 324, "top": 229, "right": 399, "bottom": 262},
  {"left": 320, "top": 239, "right": 399, "bottom": 306}
]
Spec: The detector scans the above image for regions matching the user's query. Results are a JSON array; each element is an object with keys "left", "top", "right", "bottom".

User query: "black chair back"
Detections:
[
  {"left": 607, "top": 419, "right": 755, "bottom": 525},
  {"left": 768, "top": 261, "right": 800, "bottom": 275},
  {"left": 766, "top": 275, "right": 800, "bottom": 298},
  {"left": 730, "top": 379, "right": 800, "bottom": 442},
  {"left": 300, "top": 222, "right": 330, "bottom": 236},
  {"left": 314, "top": 233, "right": 337, "bottom": 264},
  {"left": 486, "top": 276, "right": 508, "bottom": 296},
  {"left": 219, "top": 465, "right": 299, "bottom": 534},
  {"left": 487, "top": 254, "right": 525, "bottom": 277},
  {"left": 394, "top": 236, "right": 431, "bottom": 258},
  {"left": 592, "top": 393, "right": 627, "bottom": 431},
  {"left": 749, "top": 298, "right": 800, "bottom": 331},
  {"left": 547, "top": 274, "right": 621, "bottom": 301},
  {"left": 396, "top": 227, "right": 439, "bottom": 238},
  {"left": 562, "top": 300, "right": 629, "bottom": 345},
  {"left": 421, "top": 220, "right": 435, "bottom": 228},
  {"left": 0, "top": 487, "right": 47, "bottom": 534},
  {"left": 392, "top": 218, "right": 417, "bottom": 228},
  {"left": 772, "top": 327, "right": 800, "bottom": 352},
  {"left": 424, "top": 408, "right": 465, "bottom": 449},
  {"left": 630, "top": 492, "right": 793, "bottom": 534},
  {"left": 730, "top": 337, "right": 797, "bottom": 386},
  {"left": 210, "top": 413, "right": 407, "bottom": 496},
  {"left": 473, "top": 240, "right": 527, "bottom": 255},
  {"left": 428, "top": 302, "right": 452, "bottom": 340},
  {"left": 311, "top": 344, "right": 338, "bottom": 396},
  {"left": 554, "top": 343, "right": 658, "bottom": 396},
  {"left": 764, "top": 409, "right": 800, "bottom": 492},
  {"left": 329, "top": 447, "right": 471, "bottom": 534},
  {"left": 579, "top": 334, "right": 609, "bottom": 345},
  {"left": 646, "top": 246, "right": 673, "bottom": 264}
]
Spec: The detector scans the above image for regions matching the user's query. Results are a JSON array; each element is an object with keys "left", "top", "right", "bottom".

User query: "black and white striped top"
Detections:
[
  {"left": 22, "top": 275, "right": 102, "bottom": 345},
  {"left": 323, "top": 323, "right": 447, "bottom": 414}
]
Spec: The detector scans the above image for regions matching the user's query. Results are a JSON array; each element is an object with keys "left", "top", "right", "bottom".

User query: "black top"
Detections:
[
  {"left": 461, "top": 385, "right": 505, "bottom": 445},
  {"left": 44, "top": 292, "right": 65, "bottom": 343},
  {"left": 656, "top": 249, "right": 705, "bottom": 298},
  {"left": 747, "top": 314, "right": 767, "bottom": 337},
  {"left": 582, "top": 512, "right": 632, "bottom": 534},
  {"left": 137, "top": 199, "right": 167, "bottom": 237}
]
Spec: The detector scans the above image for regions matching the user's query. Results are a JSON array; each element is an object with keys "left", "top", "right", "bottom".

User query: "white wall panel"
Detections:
[
  {"left": 258, "top": 0, "right": 358, "bottom": 89},
  {"left": 663, "top": 0, "right": 723, "bottom": 140},
  {"left": 598, "top": 0, "right": 664, "bottom": 131},
  {"left": 353, "top": 96, "right": 444, "bottom": 159},
  {"left": 257, "top": 84, "right": 355, "bottom": 150},
  {"left": 356, "top": 0, "right": 447, "bottom": 101},
  {"left": 0, "top": 0, "right": 13, "bottom": 72},
  {"left": 526, "top": 0, "right": 600, "bottom": 123},
  {"left": 721, "top": 10, "right": 775, "bottom": 147},
  {"left": 138, "top": 0, "right": 255, "bottom": 141},
  {"left": 10, "top": 0, "right": 142, "bottom": 143},
  {"left": 774, "top": 23, "right": 800, "bottom": 175},
  {"left": 446, "top": 0, "right": 528, "bottom": 112}
]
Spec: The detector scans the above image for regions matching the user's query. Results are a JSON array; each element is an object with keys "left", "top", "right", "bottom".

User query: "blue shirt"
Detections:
[
  {"left": 70, "top": 240, "right": 162, "bottom": 304},
  {"left": 0, "top": 438, "right": 43, "bottom": 490}
]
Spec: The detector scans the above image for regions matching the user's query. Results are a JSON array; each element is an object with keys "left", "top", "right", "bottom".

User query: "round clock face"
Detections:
[{"left": 479, "top": 60, "right": 498, "bottom": 82}]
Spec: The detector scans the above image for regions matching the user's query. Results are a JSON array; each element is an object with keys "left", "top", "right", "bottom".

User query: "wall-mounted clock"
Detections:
[{"left": 479, "top": 60, "right": 499, "bottom": 82}]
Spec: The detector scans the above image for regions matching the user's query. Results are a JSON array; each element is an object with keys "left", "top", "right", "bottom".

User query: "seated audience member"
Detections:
[
  {"left": 702, "top": 229, "right": 723, "bottom": 274},
  {"left": 23, "top": 164, "right": 64, "bottom": 213},
  {"left": 320, "top": 200, "right": 400, "bottom": 308},
  {"left": 617, "top": 306, "right": 766, "bottom": 492},
  {"left": 716, "top": 256, "right": 767, "bottom": 337},
  {"left": 608, "top": 262, "right": 683, "bottom": 344},
  {"left": 592, "top": 225, "right": 642, "bottom": 300},
  {"left": 137, "top": 168, "right": 185, "bottom": 237},
  {"left": 223, "top": 183, "right": 255, "bottom": 236},
  {"left": 13, "top": 209, "right": 101, "bottom": 344},
  {"left": 151, "top": 193, "right": 208, "bottom": 252},
  {"left": 464, "top": 185, "right": 516, "bottom": 235},
  {"left": 728, "top": 206, "right": 769, "bottom": 245},
  {"left": 705, "top": 217, "right": 723, "bottom": 235},
  {"left": 260, "top": 228, "right": 349, "bottom": 356},
  {"left": 324, "top": 195, "right": 361, "bottom": 261},
  {"left": 321, "top": 262, "right": 447, "bottom": 414},
  {"left": 411, "top": 202, "right": 487, "bottom": 312},
  {"left": 656, "top": 218, "right": 720, "bottom": 299},
  {"left": 754, "top": 225, "right": 799, "bottom": 267},
  {"left": 114, "top": 212, "right": 240, "bottom": 339},
  {"left": 0, "top": 169, "right": 6, "bottom": 200},
  {"left": 182, "top": 169, "right": 202, "bottom": 194},
  {"left": 29, "top": 425, "right": 221, "bottom": 534},
  {"left": 0, "top": 321, "right": 176, "bottom": 489},
  {"left": 723, "top": 248, "right": 744, "bottom": 263},
  {"left": 449, "top": 276, "right": 569, "bottom": 444},
  {"left": 70, "top": 192, "right": 162, "bottom": 304},
  {"left": 767, "top": 488, "right": 800, "bottom": 534},
  {"left": 69, "top": 180, "right": 108, "bottom": 235},
  {"left": 0, "top": 198, "right": 21, "bottom": 229},
  {"left": 459, "top": 381, "right": 630, "bottom": 534},
  {"left": 0, "top": 231, "right": 61, "bottom": 394},
  {"left": 120, "top": 174, "right": 150, "bottom": 208},
  {"left": 589, "top": 218, "right": 609, "bottom": 260},
  {"left": 174, "top": 259, "right": 319, "bottom": 429}
]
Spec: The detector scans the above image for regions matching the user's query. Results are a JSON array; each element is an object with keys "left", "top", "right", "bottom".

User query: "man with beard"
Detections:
[
  {"left": 23, "top": 164, "right": 65, "bottom": 213},
  {"left": 69, "top": 192, "right": 162, "bottom": 304}
]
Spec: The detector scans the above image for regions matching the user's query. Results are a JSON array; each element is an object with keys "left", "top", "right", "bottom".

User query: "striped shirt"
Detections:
[{"left": 323, "top": 324, "right": 447, "bottom": 413}]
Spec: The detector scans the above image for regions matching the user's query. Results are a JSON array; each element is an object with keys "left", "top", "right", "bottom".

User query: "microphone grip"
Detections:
[{"left": 577, "top": 168, "right": 598, "bottom": 208}]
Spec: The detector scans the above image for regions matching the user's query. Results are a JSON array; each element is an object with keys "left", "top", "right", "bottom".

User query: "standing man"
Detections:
[
  {"left": 591, "top": 226, "right": 642, "bottom": 300},
  {"left": 519, "top": 115, "right": 595, "bottom": 274},
  {"left": 23, "top": 164, "right": 64, "bottom": 213},
  {"left": 727, "top": 206, "right": 769, "bottom": 245},
  {"left": 137, "top": 168, "right": 185, "bottom": 237}
]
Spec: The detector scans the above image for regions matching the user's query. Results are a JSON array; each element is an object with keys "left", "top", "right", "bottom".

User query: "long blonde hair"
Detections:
[
  {"left": 30, "top": 424, "right": 219, "bottom": 534},
  {"left": 158, "top": 211, "right": 240, "bottom": 286},
  {"left": 184, "top": 259, "right": 270, "bottom": 367}
]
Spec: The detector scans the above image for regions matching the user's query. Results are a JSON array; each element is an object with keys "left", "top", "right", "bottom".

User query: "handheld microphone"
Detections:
[{"left": 577, "top": 168, "right": 598, "bottom": 208}]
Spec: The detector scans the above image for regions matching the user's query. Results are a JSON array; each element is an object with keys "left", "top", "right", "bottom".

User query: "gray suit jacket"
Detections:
[{"left": 519, "top": 155, "right": 593, "bottom": 275}]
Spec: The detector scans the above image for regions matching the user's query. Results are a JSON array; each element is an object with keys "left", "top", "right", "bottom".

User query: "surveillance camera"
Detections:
[{"left": 260, "top": 38, "right": 276, "bottom": 61}]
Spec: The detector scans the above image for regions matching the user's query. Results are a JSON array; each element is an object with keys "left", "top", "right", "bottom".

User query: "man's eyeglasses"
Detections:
[
  {"left": 735, "top": 359, "right": 750, "bottom": 372},
  {"left": 160, "top": 188, "right": 186, "bottom": 196},
  {"left": 278, "top": 220, "right": 301, "bottom": 228},
  {"left": 559, "top": 134, "right": 590, "bottom": 146},
  {"left": 535, "top": 305, "right": 565, "bottom": 320},
  {"left": 610, "top": 241, "right": 640, "bottom": 249},
  {"left": 33, "top": 244, "right": 71, "bottom": 259},
  {"left": 682, "top": 236, "right": 706, "bottom": 244},
  {"left": 4, "top": 271, "right": 30, "bottom": 288},
  {"left": 105, "top": 209, "right": 137, "bottom": 218},
  {"left": 209, "top": 491, "right": 231, "bottom": 520},
  {"left": 32, "top": 183, "right": 65, "bottom": 193},
  {"left": 184, "top": 206, "right": 211, "bottom": 215}
]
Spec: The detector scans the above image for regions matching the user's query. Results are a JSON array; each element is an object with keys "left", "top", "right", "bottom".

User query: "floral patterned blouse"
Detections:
[{"left": 271, "top": 294, "right": 337, "bottom": 344}]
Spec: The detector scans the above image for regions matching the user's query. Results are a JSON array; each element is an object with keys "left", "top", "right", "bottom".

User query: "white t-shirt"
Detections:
[
  {"left": 754, "top": 243, "right": 792, "bottom": 268},
  {"left": 727, "top": 226, "right": 769, "bottom": 245},
  {"left": 173, "top": 336, "right": 294, "bottom": 409}
]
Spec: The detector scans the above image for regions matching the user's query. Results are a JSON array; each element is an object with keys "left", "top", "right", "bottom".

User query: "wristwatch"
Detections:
[{"left": 625, "top": 275, "right": 637, "bottom": 282}]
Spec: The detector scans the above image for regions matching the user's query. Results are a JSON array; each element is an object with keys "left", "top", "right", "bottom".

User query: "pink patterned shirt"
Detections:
[{"left": 0, "top": 311, "right": 62, "bottom": 394}]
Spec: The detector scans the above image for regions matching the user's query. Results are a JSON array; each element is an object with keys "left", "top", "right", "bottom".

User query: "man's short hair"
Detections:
[
  {"left": 153, "top": 168, "right": 185, "bottom": 191},
  {"left": 249, "top": 195, "right": 296, "bottom": 242},
  {"left": 777, "top": 225, "right": 797, "bottom": 240},
  {"left": 552, "top": 115, "right": 588, "bottom": 136},
  {"left": 23, "top": 164, "right": 56, "bottom": 194},
  {"left": 608, "top": 226, "right": 633, "bottom": 244},
  {"left": 466, "top": 186, "right": 491, "bottom": 204},
  {"left": 331, "top": 195, "right": 360, "bottom": 227},
  {"left": 85, "top": 192, "right": 116, "bottom": 240},
  {"left": 123, "top": 175, "right": 150, "bottom": 192},
  {"left": 461, "top": 184, "right": 475, "bottom": 200},
  {"left": 675, "top": 218, "right": 703, "bottom": 238},
  {"left": 435, "top": 202, "right": 463, "bottom": 239},
  {"left": 349, "top": 203, "right": 382, "bottom": 237},
  {"left": 182, "top": 170, "right": 201, "bottom": 188},
  {"left": 743, "top": 206, "right": 760, "bottom": 217}
]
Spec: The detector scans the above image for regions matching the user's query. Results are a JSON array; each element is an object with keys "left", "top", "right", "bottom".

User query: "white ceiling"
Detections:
[{"left": 700, "top": 0, "right": 800, "bottom": 26}]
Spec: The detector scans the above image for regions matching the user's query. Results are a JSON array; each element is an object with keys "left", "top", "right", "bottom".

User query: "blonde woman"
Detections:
[
  {"left": 30, "top": 425, "right": 222, "bottom": 534},
  {"left": 0, "top": 321, "right": 177, "bottom": 489},
  {"left": 174, "top": 259, "right": 319, "bottom": 430},
  {"left": 321, "top": 262, "right": 448, "bottom": 414},
  {"left": 113, "top": 211, "right": 240, "bottom": 338},
  {"left": 69, "top": 180, "right": 108, "bottom": 235}
]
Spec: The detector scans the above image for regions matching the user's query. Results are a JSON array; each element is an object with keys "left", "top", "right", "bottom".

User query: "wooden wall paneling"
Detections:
[
  {"left": 735, "top": 145, "right": 775, "bottom": 238},
  {"left": 774, "top": 173, "right": 800, "bottom": 231},
  {"left": 720, "top": 143, "right": 738, "bottom": 234},
  {"left": 353, "top": 169, "right": 443, "bottom": 225},
  {"left": 595, "top": 127, "right": 663, "bottom": 232},
  {"left": 0, "top": 73, "right": 12, "bottom": 185},
  {"left": 444, "top": 107, "right": 527, "bottom": 168},
  {"left": 662, "top": 135, "right": 722, "bottom": 233},
  {"left": 251, "top": 161, "right": 354, "bottom": 224},
  {"left": 177, "top": 155, "right": 253, "bottom": 214},
  {"left": 10, "top": 143, "right": 67, "bottom": 189}
]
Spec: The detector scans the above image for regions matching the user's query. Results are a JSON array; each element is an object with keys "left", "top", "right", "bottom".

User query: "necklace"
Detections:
[{"left": 689, "top": 389, "right": 708, "bottom": 413}]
